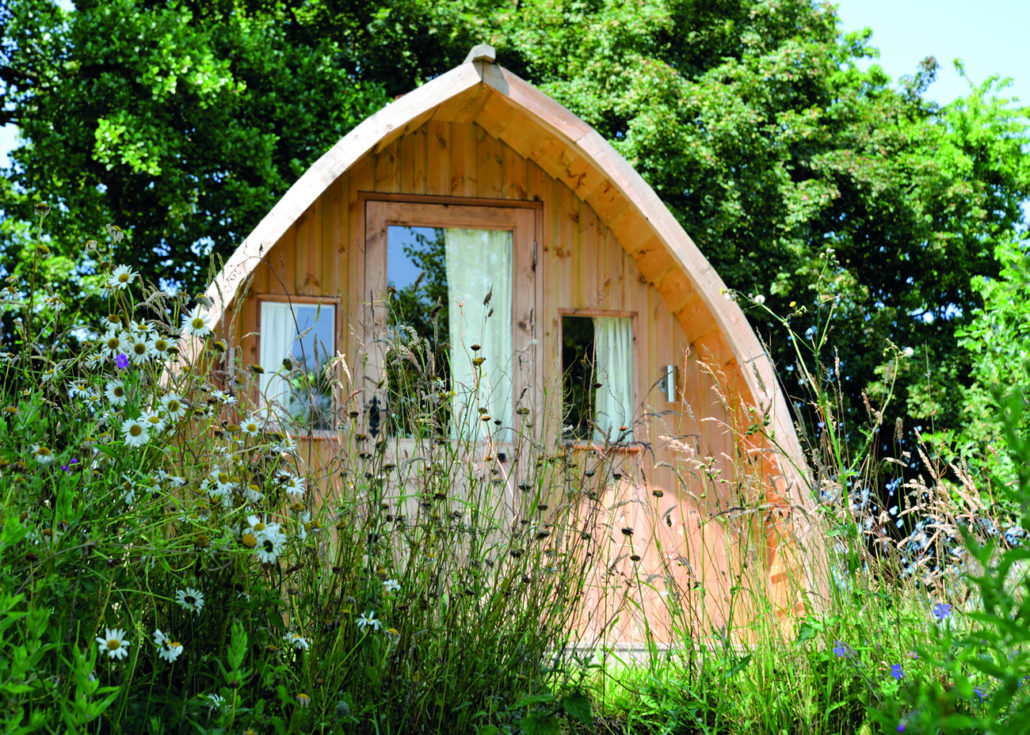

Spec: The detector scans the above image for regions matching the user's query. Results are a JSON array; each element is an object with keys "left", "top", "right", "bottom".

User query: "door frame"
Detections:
[{"left": 358, "top": 195, "right": 543, "bottom": 443}]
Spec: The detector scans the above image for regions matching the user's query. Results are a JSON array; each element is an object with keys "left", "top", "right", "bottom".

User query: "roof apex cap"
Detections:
[{"left": 464, "top": 44, "right": 496, "bottom": 64}]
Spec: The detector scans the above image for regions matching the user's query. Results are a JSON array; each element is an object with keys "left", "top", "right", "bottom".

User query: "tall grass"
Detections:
[
  {"left": 581, "top": 295, "right": 1030, "bottom": 733},
  {"left": 3, "top": 211, "right": 1029, "bottom": 733},
  {"left": 0, "top": 214, "right": 616, "bottom": 733}
]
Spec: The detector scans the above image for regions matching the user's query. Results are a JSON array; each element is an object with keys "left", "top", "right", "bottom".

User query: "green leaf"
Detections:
[
  {"left": 519, "top": 713, "right": 559, "bottom": 735},
  {"left": 560, "top": 690, "right": 591, "bottom": 724}
]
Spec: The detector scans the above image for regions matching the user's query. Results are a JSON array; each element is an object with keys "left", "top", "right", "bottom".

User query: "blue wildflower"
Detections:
[
  {"left": 833, "top": 640, "right": 848, "bottom": 658},
  {"left": 891, "top": 664, "right": 904, "bottom": 680},
  {"left": 116, "top": 353, "right": 129, "bottom": 370},
  {"left": 932, "top": 602, "right": 952, "bottom": 621}
]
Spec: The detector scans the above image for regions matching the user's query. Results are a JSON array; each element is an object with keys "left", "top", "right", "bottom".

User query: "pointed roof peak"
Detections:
[{"left": 464, "top": 44, "right": 496, "bottom": 64}]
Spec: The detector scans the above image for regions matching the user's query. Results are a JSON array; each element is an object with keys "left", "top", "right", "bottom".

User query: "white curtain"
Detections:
[
  {"left": 593, "top": 316, "right": 634, "bottom": 441},
  {"left": 259, "top": 302, "right": 297, "bottom": 419},
  {"left": 445, "top": 228, "right": 513, "bottom": 441}
]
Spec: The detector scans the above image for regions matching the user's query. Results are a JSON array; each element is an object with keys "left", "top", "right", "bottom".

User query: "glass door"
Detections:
[{"left": 362, "top": 201, "right": 538, "bottom": 453}]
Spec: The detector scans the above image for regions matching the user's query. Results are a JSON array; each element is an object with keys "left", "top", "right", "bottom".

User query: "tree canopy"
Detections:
[{"left": 2, "top": 0, "right": 1028, "bottom": 468}]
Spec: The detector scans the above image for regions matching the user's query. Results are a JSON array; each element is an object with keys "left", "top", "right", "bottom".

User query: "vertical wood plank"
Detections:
[
  {"left": 424, "top": 119, "right": 450, "bottom": 197},
  {"left": 501, "top": 138, "right": 528, "bottom": 200},
  {"left": 475, "top": 124, "right": 503, "bottom": 199},
  {"left": 449, "top": 123, "right": 476, "bottom": 197},
  {"left": 373, "top": 143, "right": 399, "bottom": 194}
]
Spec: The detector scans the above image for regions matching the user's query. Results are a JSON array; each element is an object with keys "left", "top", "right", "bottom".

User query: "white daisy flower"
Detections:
[
  {"left": 105, "top": 380, "right": 127, "bottom": 406},
  {"left": 243, "top": 484, "right": 263, "bottom": 503},
  {"left": 32, "top": 444, "right": 56, "bottom": 465},
  {"left": 150, "top": 333, "right": 173, "bottom": 357},
  {"left": 96, "top": 628, "right": 130, "bottom": 660},
  {"left": 153, "top": 628, "right": 184, "bottom": 663},
  {"left": 127, "top": 336, "right": 155, "bottom": 365},
  {"left": 281, "top": 473, "right": 305, "bottom": 499},
  {"left": 202, "top": 467, "right": 235, "bottom": 501},
  {"left": 107, "top": 265, "right": 137, "bottom": 291},
  {"left": 159, "top": 393, "right": 188, "bottom": 422},
  {"left": 210, "top": 388, "right": 236, "bottom": 406},
  {"left": 99, "top": 328, "right": 129, "bottom": 358},
  {"left": 239, "top": 414, "right": 263, "bottom": 436},
  {"left": 245, "top": 515, "right": 269, "bottom": 533},
  {"left": 157, "top": 470, "right": 186, "bottom": 488},
  {"left": 206, "top": 693, "right": 225, "bottom": 710},
  {"left": 254, "top": 526, "right": 286, "bottom": 564},
  {"left": 67, "top": 381, "right": 91, "bottom": 400},
  {"left": 120, "top": 418, "right": 150, "bottom": 447},
  {"left": 283, "top": 632, "right": 309, "bottom": 651},
  {"left": 273, "top": 433, "right": 297, "bottom": 455},
  {"left": 140, "top": 410, "right": 166, "bottom": 435},
  {"left": 383, "top": 579, "right": 400, "bottom": 594},
  {"left": 181, "top": 306, "right": 212, "bottom": 339},
  {"left": 175, "top": 587, "right": 205, "bottom": 614},
  {"left": 356, "top": 612, "right": 382, "bottom": 633}
]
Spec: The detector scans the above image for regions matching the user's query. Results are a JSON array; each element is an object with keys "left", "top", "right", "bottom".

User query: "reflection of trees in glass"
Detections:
[
  {"left": 287, "top": 355, "right": 334, "bottom": 431},
  {"left": 386, "top": 228, "right": 450, "bottom": 438},
  {"left": 561, "top": 316, "right": 596, "bottom": 441}
]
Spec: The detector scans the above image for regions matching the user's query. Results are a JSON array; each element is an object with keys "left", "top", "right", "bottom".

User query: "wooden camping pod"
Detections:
[{"left": 194, "top": 45, "right": 824, "bottom": 644}]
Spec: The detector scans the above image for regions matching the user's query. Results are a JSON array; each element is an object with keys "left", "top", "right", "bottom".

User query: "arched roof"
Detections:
[{"left": 199, "top": 45, "right": 814, "bottom": 524}]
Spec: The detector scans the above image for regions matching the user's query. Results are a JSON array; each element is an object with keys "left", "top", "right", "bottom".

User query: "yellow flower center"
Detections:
[
  {"left": 106, "top": 639, "right": 121, "bottom": 650},
  {"left": 241, "top": 532, "right": 257, "bottom": 548},
  {"left": 129, "top": 425, "right": 142, "bottom": 437}
]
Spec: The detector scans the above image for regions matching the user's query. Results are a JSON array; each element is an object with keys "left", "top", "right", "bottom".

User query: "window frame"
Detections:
[
  {"left": 256, "top": 295, "right": 342, "bottom": 438},
  {"left": 361, "top": 196, "right": 542, "bottom": 442},
  {"left": 558, "top": 308, "right": 640, "bottom": 452}
]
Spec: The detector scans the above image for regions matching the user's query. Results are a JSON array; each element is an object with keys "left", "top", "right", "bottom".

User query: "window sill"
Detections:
[
  {"left": 286, "top": 429, "right": 340, "bottom": 441},
  {"left": 564, "top": 441, "right": 642, "bottom": 455}
]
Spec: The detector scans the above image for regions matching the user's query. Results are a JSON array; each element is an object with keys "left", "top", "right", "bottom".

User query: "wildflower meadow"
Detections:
[{"left": 2, "top": 209, "right": 1030, "bottom": 735}]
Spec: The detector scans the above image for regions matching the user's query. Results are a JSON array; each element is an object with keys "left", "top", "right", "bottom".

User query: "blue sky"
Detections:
[
  {"left": 833, "top": 0, "right": 1028, "bottom": 106},
  {"left": 1, "top": 1, "right": 1027, "bottom": 168}
]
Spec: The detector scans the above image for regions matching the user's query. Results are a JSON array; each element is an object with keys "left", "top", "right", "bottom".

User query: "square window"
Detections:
[
  {"left": 259, "top": 301, "right": 336, "bottom": 431},
  {"left": 561, "top": 315, "right": 634, "bottom": 442}
]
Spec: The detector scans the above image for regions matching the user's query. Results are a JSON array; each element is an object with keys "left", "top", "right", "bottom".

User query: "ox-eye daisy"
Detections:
[
  {"left": 175, "top": 587, "right": 205, "bottom": 614},
  {"left": 159, "top": 393, "right": 188, "bottom": 422},
  {"left": 153, "top": 629, "right": 184, "bottom": 662},
  {"left": 284, "top": 632, "right": 310, "bottom": 651},
  {"left": 182, "top": 306, "right": 212, "bottom": 338},
  {"left": 121, "top": 418, "right": 150, "bottom": 447},
  {"left": 255, "top": 526, "right": 287, "bottom": 564},
  {"left": 96, "top": 628, "right": 130, "bottom": 660},
  {"left": 107, "top": 265, "right": 137, "bottom": 291},
  {"left": 105, "top": 379, "right": 127, "bottom": 406},
  {"left": 282, "top": 473, "right": 305, "bottom": 499}
]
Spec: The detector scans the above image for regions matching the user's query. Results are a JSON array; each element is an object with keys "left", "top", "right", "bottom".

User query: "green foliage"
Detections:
[
  {"left": 951, "top": 238, "right": 1030, "bottom": 491},
  {"left": 1, "top": 0, "right": 390, "bottom": 293}
]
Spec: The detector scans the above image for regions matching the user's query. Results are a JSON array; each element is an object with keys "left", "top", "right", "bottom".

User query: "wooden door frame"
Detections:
[{"left": 359, "top": 195, "right": 543, "bottom": 442}]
